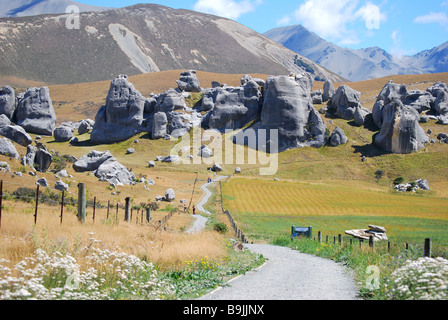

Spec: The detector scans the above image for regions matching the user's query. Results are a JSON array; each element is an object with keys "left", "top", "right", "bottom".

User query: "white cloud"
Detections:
[
  {"left": 414, "top": 12, "right": 448, "bottom": 26},
  {"left": 277, "top": 15, "right": 291, "bottom": 26},
  {"left": 193, "top": 0, "right": 261, "bottom": 20},
  {"left": 293, "top": 0, "right": 384, "bottom": 44}
]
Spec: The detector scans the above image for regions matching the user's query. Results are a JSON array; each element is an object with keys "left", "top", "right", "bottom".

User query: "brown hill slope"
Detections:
[{"left": 0, "top": 4, "right": 343, "bottom": 85}]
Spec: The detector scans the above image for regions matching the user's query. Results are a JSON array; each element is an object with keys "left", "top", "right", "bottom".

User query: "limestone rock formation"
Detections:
[
  {"left": 94, "top": 158, "right": 136, "bottom": 186},
  {"left": 14, "top": 87, "right": 56, "bottom": 136},
  {"left": 0, "top": 125, "right": 33, "bottom": 147},
  {"left": 323, "top": 80, "right": 335, "bottom": 102},
  {"left": 234, "top": 74, "right": 327, "bottom": 153},
  {"left": 328, "top": 85, "right": 362, "bottom": 120},
  {"left": 202, "top": 76, "right": 262, "bottom": 131},
  {"left": 374, "top": 99, "right": 429, "bottom": 154},
  {"left": 176, "top": 70, "right": 202, "bottom": 92},
  {"left": 91, "top": 75, "right": 145, "bottom": 144},
  {"left": 372, "top": 81, "right": 409, "bottom": 128},
  {"left": 53, "top": 125, "right": 74, "bottom": 142},
  {"left": 0, "top": 137, "right": 19, "bottom": 158},
  {"left": 329, "top": 127, "right": 348, "bottom": 146},
  {"left": 73, "top": 150, "right": 115, "bottom": 172},
  {"left": 34, "top": 148, "right": 52, "bottom": 172},
  {"left": 0, "top": 86, "right": 16, "bottom": 120}
]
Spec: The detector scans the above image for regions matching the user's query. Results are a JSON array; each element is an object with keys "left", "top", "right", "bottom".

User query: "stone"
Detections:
[
  {"left": 55, "top": 180, "right": 69, "bottom": 192},
  {"left": 94, "top": 158, "right": 136, "bottom": 186},
  {"left": 148, "top": 161, "right": 156, "bottom": 168},
  {"left": 0, "top": 114, "right": 11, "bottom": 127},
  {"left": 154, "top": 88, "right": 187, "bottom": 113},
  {"left": 91, "top": 75, "right": 145, "bottom": 144},
  {"left": 374, "top": 100, "right": 429, "bottom": 154},
  {"left": 0, "top": 161, "right": 10, "bottom": 172},
  {"left": 78, "top": 119, "right": 95, "bottom": 134},
  {"left": 329, "top": 127, "right": 348, "bottom": 146},
  {"left": 176, "top": 70, "right": 202, "bottom": 92},
  {"left": 15, "top": 87, "right": 56, "bottom": 136},
  {"left": 23, "top": 145, "right": 36, "bottom": 167},
  {"left": 416, "top": 179, "right": 430, "bottom": 191},
  {"left": 235, "top": 167, "right": 242, "bottom": 174},
  {"left": 203, "top": 78, "right": 262, "bottom": 131},
  {"left": 36, "top": 178, "right": 49, "bottom": 187},
  {"left": 0, "top": 86, "right": 16, "bottom": 120},
  {"left": 328, "top": 85, "right": 362, "bottom": 120},
  {"left": 168, "top": 112, "right": 193, "bottom": 138},
  {"left": 403, "top": 90, "right": 433, "bottom": 113},
  {"left": 323, "top": 80, "right": 335, "bottom": 102},
  {"left": 164, "top": 188, "right": 176, "bottom": 202},
  {"left": 311, "top": 90, "right": 323, "bottom": 104},
  {"left": 56, "top": 169, "right": 68, "bottom": 178},
  {"left": 437, "top": 115, "right": 448, "bottom": 125},
  {"left": 345, "top": 225, "right": 388, "bottom": 241},
  {"left": 211, "top": 163, "right": 223, "bottom": 172},
  {"left": 437, "top": 133, "right": 448, "bottom": 141},
  {"left": 372, "top": 81, "right": 408, "bottom": 128},
  {"left": 34, "top": 148, "right": 52, "bottom": 172},
  {"left": 353, "top": 107, "right": 370, "bottom": 126},
  {"left": 53, "top": 125, "right": 74, "bottom": 142},
  {"left": 161, "top": 155, "right": 181, "bottom": 163},
  {"left": 0, "top": 125, "right": 33, "bottom": 146},
  {"left": 198, "top": 145, "right": 213, "bottom": 158},
  {"left": 126, "top": 148, "right": 135, "bottom": 155},
  {"left": 0, "top": 138, "right": 19, "bottom": 158},
  {"left": 434, "top": 90, "right": 448, "bottom": 116},
  {"left": 151, "top": 112, "right": 168, "bottom": 140},
  {"left": 234, "top": 74, "right": 327, "bottom": 153},
  {"left": 73, "top": 150, "right": 115, "bottom": 172}
]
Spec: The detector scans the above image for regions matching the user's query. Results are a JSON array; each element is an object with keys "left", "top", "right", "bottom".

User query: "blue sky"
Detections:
[{"left": 82, "top": 0, "right": 448, "bottom": 55}]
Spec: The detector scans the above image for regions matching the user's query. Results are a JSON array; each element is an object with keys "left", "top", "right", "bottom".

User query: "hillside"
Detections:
[
  {"left": 264, "top": 25, "right": 448, "bottom": 82},
  {"left": 0, "top": 4, "right": 344, "bottom": 85},
  {"left": 0, "top": 0, "right": 109, "bottom": 17}
]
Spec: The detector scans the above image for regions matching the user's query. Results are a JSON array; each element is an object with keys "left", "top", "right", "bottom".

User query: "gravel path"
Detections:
[
  {"left": 200, "top": 244, "right": 360, "bottom": 300},
  {"left": 186, "top": 176, "right": 228, "bottom": 234}
]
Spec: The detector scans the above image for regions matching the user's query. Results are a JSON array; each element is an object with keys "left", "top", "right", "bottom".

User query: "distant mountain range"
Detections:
[
  {"left": 264, "top": 25, "right": 448, "bottom": 82},
  {"left": 0, "top": 3, "right": 344, "bottom": 85},
  {"left": 0, "top": 0, "right": 109, "bottom": 18}
]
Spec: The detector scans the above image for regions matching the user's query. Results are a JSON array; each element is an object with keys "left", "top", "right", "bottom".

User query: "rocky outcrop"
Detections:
[
  {"left": 374, "top": 99, "right": 428, "bottom": 154},
  {"left": 328, "top": 85, "right": 363, "bottom": 120},
  {"left": 151, "top": 112, "right": 168, "bottom": 140},
  {"left": 0, "top": 86, "right": 16, "bottom": 120},
  {"left": 90, "top": 75, "right": 145, "bottom": 144},
  {"left": 94, "top": 158, "right": 136, "bottom": 186},
  {"left": 345, "top": 225, "right": 388, "bottom": 241},
  {"left": 0, "top": 125, "right": 33, "bottom": 147},
  {"left": 14, "top": 87, "right": 56, "bottom": 136},
  {"left": 53, "top": 125, "right": 74, "bottom": 142},
  {"left": 164, "top": 188, "right": 176, "bottom": 202},
  {"left": 0, "top": 137, "right": 19, "bottom": 158},
  {"left": 234, "top": 74, "right": 327, "bottom": 153},
  {"left": 202, "top": 76, "right": 262, "bottom": 131},
  {"left": 329, "top": 127, "right": 348, "bottom": 147},
  {"left": 78, "top": 119, "right": 95, "bottom": 134},
  {"left": 176, "top": 70, "right": 202, "bottom": 92},
  {"left": 323, "top": 80, "right": 335, "bottom": 102},
  {"left": 34, "top": 148, "right": 52, "bottom": 172},
  {"left": 73, "top": 150, "right": 114, "bottom": 172}
]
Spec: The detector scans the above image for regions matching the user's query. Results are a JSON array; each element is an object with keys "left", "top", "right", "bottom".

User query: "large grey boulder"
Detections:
[
  {"left": 0, "top": 125, "right": 33, "bottom": 147},
  {"left": 374, "top": 99, "right": 429, "bottom": 154},
  {"left": 328, "top": 85, "right": 362, "bottom": 120},
  {"left": 15, "top": 87, "right": 56, "bottom": 136},
  {"left": 434, "top": 90, "right": 448, "bottom": 116},
  {"left": 164, "top": 188, "right": 176, "bottom": 202},
  {"left": 23, "top": 145, "right": 36, "bottom": 167},
  {"left": 151, "top": 112, "right": 168, "bottom": 140},
  {"left": 311, "top": 90, "right": 323, "bottom": 104},
  {"left": 176, "top": 70, "right": 202, "bottom": 92},
  {"left": 154, "top": 88, "right": 187, "bottom": 113},
  {"left": 55, "top": 180, "right": 69, "bottom": 192},
  {"left": 73, "top": 150, "right": 115, "bottom": 172},
  {"left": 372, "top": 81, "right": 408, "bottom": 128},
  {"left": 78, "top": 119, "right": 95, "bottom": 134},
  {"left": 34, "top": 148, "right": 52, "bottom": 172},
  {"left": 403, "top": 90, "right": 434, "bottom": 113},
  {"left": 0, "top": 86, "right": 16, "bottom": 120},
  {"left": 94, "top": 158, "right": 136, "bottom": 186},
  {"left": 0, "top": 114, "right": 11, "bottom": 127},
  {"left": 90, "top": 75, "right": 145, "bottom": 144},
  {"left": 323, "top": 80, "right": 335, "bottom": 102},
  {"left": 233, "top": 74, "right": 327, "bottom": 153},
  {"left": 53, "top": 125, "right": 74, "bottom": 142},
  {"left": 0, "top": 138, "right": 19, "bottom": 158},
  {"left": 204, "top": 77, "right": 262, "bottom": 131}
]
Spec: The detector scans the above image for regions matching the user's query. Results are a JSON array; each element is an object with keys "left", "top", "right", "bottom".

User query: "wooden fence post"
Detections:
[
  {"left": 338, "top": 234, "right": 343, "bottom": 246},
  {"left": 124, "top": 198, "right": 131, "bottom": 223},
  {"left": 77, "top": 183, "right": 86, "bottom": 223},
  {"left": 424, "top": 238, "right": 432, "bottom": 258},
  {"left": 60, "top": 190, "right": 65, "bottom": 225},
  {"left": 146, "top": 207, "right": 151, "bottom": 223},
  {"left": 369, "top": 235, "right": 375, "bottom": 250},
  {"left": 107, "top": 200, "right": 110, "bottom": 220},
  {"left": 92, "top": 196, "right": 96, "bottom": 223},
  {"left": 34, "top": 184, "right": 40, "bottom": 225},
  {"left": 318, "top": 231, "right": 322, "bottom": 243}
]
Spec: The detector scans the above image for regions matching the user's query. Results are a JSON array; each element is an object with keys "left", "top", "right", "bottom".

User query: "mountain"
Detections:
[
  {"left": 0, "top": 4, "right": 344, "bottom": 85},
  {"left": 0, "top": 0, "right": 109, "bottom": 18},
  {"left": 264, "top": 24, "right": 448, "bottom": 81}
]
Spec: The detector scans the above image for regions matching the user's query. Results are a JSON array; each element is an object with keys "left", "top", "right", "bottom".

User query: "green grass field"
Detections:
[{"left": 222, "top": 178, "right": 448, "bottom": 244}]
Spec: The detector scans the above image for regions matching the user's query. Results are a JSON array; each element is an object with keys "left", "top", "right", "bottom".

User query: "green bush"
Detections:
[
  {"left": 213, "top": 222, "right": 228, "bottom": 234},
  {"left": 393, "top": 177, "right": 404, "bottom": 185}
]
